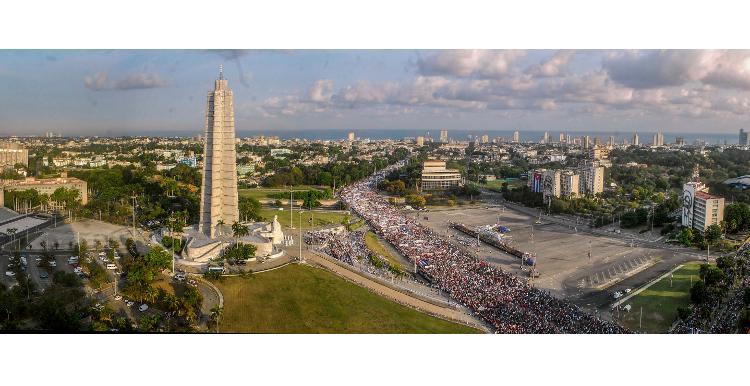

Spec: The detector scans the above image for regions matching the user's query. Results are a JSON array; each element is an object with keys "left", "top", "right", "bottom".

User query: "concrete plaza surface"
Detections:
[{"left": 414, "top": 205, "right": 702, "bottom": 311}]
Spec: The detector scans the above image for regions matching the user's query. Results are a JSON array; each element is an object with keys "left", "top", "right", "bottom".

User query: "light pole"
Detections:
[{"left": 299, "top": 210, "right": 304, "bottom": 262}]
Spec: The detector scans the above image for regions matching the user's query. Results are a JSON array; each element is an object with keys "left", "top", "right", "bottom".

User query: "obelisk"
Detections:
[{"left": 199, "top": 66, "right": 239, "bottom": 238}]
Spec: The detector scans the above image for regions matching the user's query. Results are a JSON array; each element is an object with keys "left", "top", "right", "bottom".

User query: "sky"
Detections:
[{"left": 1, "top": 49, "right": 750, "bottom": 136}]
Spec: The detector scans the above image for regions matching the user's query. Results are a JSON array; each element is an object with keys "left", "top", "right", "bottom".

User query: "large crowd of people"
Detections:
[{"left": 338, "top": 164, "right": 628, "bottom": 334}]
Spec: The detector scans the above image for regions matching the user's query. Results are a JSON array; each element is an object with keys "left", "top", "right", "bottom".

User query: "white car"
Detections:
[
  {"left": 174, "top": 273, "right": 186, "bottom": 282},
  {"left": 125, "top": 300, "right": 134, "bottom": 307},
  {"left": 114, "top": 295, "right": 122, "bottom": 301},
  {"left": 49, "top": 261, "right": 57, "bottom": 267},
  {"left": 106, "top": 263, "right": 117, "bottom": 270},
  {"left": 5, "top": 271, "right": 15, "bottom": 277},
  {"left": 624, "top": 288, "right": 632, "bottom": 294},
  {"left": 138, "top": 304, "right": 149, "bottom": 312},
  {"left": 613, "top": 291, "right": 623, "bottom": 299},
  {"left": 34, "top": 257, "right": 42, "bottom": 263},
  {"left": 98, "top": 252, "right": 106, "bottom": 258}
]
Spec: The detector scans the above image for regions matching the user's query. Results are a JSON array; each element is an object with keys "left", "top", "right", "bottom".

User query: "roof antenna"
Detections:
[{"left": 219, "top": 64, "right": 224, "bottom": 80}]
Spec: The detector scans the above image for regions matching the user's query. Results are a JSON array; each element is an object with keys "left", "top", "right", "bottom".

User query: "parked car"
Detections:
[
  {"left": 125, "top": 300, "right": 134, "bottom": 307},
  {"left": 48, "top": 260, "right": 57, "bottom": 267},
  {"left": 174, "top": 273, "right": 186, "bottom": 282},
  {"left": 114, "top": 295, "right": 122, "bottom": 301},
  {"left": 39, "top": 271, "right": 49, "bottom": 279},
  {"left": 106, "top": 263, "right": 117, "bottom": 270},
  {"left": 613, "top": 291, "right": 623, "bottom": 299},
  {"left": 138, "top": 304, "right": 149, "bottom": 312},
  {"left": 5, "top": 271, "right": 15, "bottom": 277}
]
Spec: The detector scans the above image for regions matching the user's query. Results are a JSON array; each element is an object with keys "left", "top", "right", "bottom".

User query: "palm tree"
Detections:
[
  {"left": 216, "top": 219, "right": 225, "bottom": 237},
  {"left": 210, "top": 305, "right": 224, "bottom": 333}
]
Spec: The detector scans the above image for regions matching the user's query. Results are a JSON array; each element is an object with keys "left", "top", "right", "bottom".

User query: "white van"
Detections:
[
  {"left": 106, "top": 263, "right": 117, "bottom": 270},
  {"left": 67, "top": 256, "right": 79, "bottom": 265}
]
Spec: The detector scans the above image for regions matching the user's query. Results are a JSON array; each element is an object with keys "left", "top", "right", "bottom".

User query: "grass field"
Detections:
[
  {"left": 258, "top": 208, "right": 347, "bottom": 229},
  {"left": 239, "top": 186, "right": 323, "bottom": 201},
  {"left": 616, "top": 262, "right": 702, "bottom": 333},
  {"left": 213, "top": 264, "right": 479, "bottom": 333},
  {"left": 364, "top": 231, "right": 403, "bottom": 269}
]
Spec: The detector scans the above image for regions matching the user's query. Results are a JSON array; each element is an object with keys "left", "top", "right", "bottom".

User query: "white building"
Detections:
[{"left": 420, "top": 160, "right": 463, "bottom": 191}]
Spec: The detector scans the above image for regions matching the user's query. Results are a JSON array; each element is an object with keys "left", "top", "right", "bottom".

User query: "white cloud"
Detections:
[
  {"left": 603, "top": 50, "right": 750, "bottom": 90},
  {"left": 307, "top": 79, "right": 334, "bottom": 103},
  {"left": 417, "top": 50, "right": 526, "bottom": 78},
  {"left": 525, "top": 50, "right": 574, "bottom": 77}
]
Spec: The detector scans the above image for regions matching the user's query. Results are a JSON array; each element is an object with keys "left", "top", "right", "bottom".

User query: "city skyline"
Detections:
[{"left": 2, "top": 50, "right": 750, "bottom": 136}]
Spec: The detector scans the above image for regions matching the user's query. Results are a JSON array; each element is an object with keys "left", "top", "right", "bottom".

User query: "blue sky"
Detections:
[{"left": 1, "top": 50, "right": 749, "bottom": 136}]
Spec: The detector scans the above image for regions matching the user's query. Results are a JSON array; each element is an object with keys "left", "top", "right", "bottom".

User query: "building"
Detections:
[
  {"left": 512, "top": 131, "right": 520, "bottom": 143},
  {"left": 198, "top": 67, "right": 239, "bottom": 239},
  {"left": 588, "top": 146, "right": 609, "bottom": 160},
  {"left": 527, "top": 169, "right": 544, "bottom": 193},
  {"left": 420, "top": 160, "right": 462, "bottom": 191},
  {"left": 608, "top": 135, "right": 615, "bottom": 148},
  {"left": 481, "top": 134, "right": 489, "bottom": 144},
  {"left": 416, "top": 136, "right": 425, "bottom": 147},
  {"left": 542, "top": 131, "right": 550, "bottom": 144},
  {"left": 560, "top": 171, "right": 580, "bottom": 197},
  {"left": 740, "top": 129, "right": 749, "bottom": 146},
  {"left": 579, "top": 161, "right": 604, "bottom": 195},
  {"left": 633, "top": 132, "right": 640, "bottom": 146},
  {"left": 682, "top": 166, "right": 725, "bottom": 233},
  {"left": 270, "top": 148, "right": 292, "bottom": 157},
  {"left": 0, "top": 172, "right": 88, "bottom": 209},
  {"left": 0, "top": 142, "right": 29, "bottom": 169},
  {"left": 439, "top": 129, "right": 448, "bottom": 143},
  {"left": 542, "top": 169, "right": 561, "bottom": 199},
  {"left": 347, "top": 132, "right": 355, "bottom": 141},
  {"left": 675, "top": 136, "right": 685, "bottom": 146},
  {"left": 652, "top": 132, "right": 664, "bottom": 146},
  {"left": 177, "top": 155, "right": 197, "bottom": 168},
  {"left": 583, "top": 135, "right": 591, "bottom": 149},
  {"left": 559, "top": 132, "right": 566, "bottom": 143}
]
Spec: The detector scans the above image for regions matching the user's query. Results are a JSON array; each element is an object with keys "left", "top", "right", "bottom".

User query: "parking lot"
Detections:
[{"left": 414, "top": 205, "right": 701, "bottom": 310}]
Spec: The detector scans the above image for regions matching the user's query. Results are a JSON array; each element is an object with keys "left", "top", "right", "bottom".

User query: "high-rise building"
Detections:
[
  {"left": 560, "top": 171, "right": 580, "bottom": 198},
  {"left": 682, "top": 166, "right": 724, "bottom": 233},
  {"left": 608, "top": 135, "right": 615, "bottom": 148},
  {"left": 652, "top": 132, "right": 664, "bottom": 146},
  {"left": 0, "top": 142, "right": 29, "bottom": 169},
  {"left": 594, "top": 137, "right": 602, "bottom": 147},
  {"left": 632, "top": 132, "right": 640, "bottom": 146},
  {"left": 512, "top": 131, "right": 520, "bottom": 143},
  {"left": 416, "top": 136, "right": 425, "bottom": 146},
  {"left": 579, "top": 161, "right": 604, "bottom": 195},
  {"left": 740, "top": 129, "right": 749, "bottom": 146},
  {"left": 199, "top": 67, "right": 239, "bottom": 239},
  {"left": 543, "top": 131, "right": 550, "bottom": 144},
  {"left": 439, "top": 129, "right": 448, "bottom": 143},
  {"left": 347, "top": 132, "right": 355, "bottom": 141},
  {"left": 481, "top": 134, "right": 489, "bottom": 144},
  {"left": 542, "top": 170, "right": 561, "bottom": 200},
  {"left": 675, "top": 136, "right": 685, "bottom": 146},
  {"left": 583, "top": 136, "right": 591, "bottom": 149},
  {"left": 559, "top": 132, "right": 566, "bottom": 143}
]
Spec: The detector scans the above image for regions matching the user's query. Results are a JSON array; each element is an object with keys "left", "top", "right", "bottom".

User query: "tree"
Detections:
[
  {"left": 690, "top": 280, "right": 707, "bottom": 304},
  {"left": 405, "top": 194, "right": 426, "bottom": 209},
  {"left": 678, "top": 227, "right": 694, "bottom": 246},
  {"left": 724, "top": 203, "right": 750, "bottom": 233},
  {"left": 238, "top": 196, "right": 263, "bottom": 222},
  {"left": 704, "top": 224, "right": 723, "bottom": 245},
  {"left": 210, "top": 305, "right": 223, "bottom": 333}
]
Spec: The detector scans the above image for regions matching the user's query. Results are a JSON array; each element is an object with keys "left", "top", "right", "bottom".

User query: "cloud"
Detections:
[
  {"left": 84, "top": 72, "right": 166, "bottom": 91},
  {"left": 308, "top": 79, "right": 334, "bottom": 103},
  {"left": 417, "top": 50, "right": 525, "bottom": 78},
  {"left": 525, "top": 50, "right": 574, "bottom": 77},
  {"left": 603, "top": 50, "right": 750, "bottom": 90}
]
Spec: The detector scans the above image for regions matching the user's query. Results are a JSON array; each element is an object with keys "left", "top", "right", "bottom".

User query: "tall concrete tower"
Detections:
[{"left": 199, "top": 66, "right": 239, "bottom": 238}]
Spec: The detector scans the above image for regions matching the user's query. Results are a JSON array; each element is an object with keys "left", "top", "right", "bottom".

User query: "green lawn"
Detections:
[
  {"left": 364, "top": 231, "right": 403, "bottom": 269},
  {"left": 616, "top": 262, "right": 702, "bottom": 333},
  {"left": 239, "top": 186, "right": 323, "bottom": 200},
  {"left": 259, "top": 208, "right": 347, "bottom": 229},
  {"left": 213, "top": 264, "right": 480, "bottom": 333}
]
